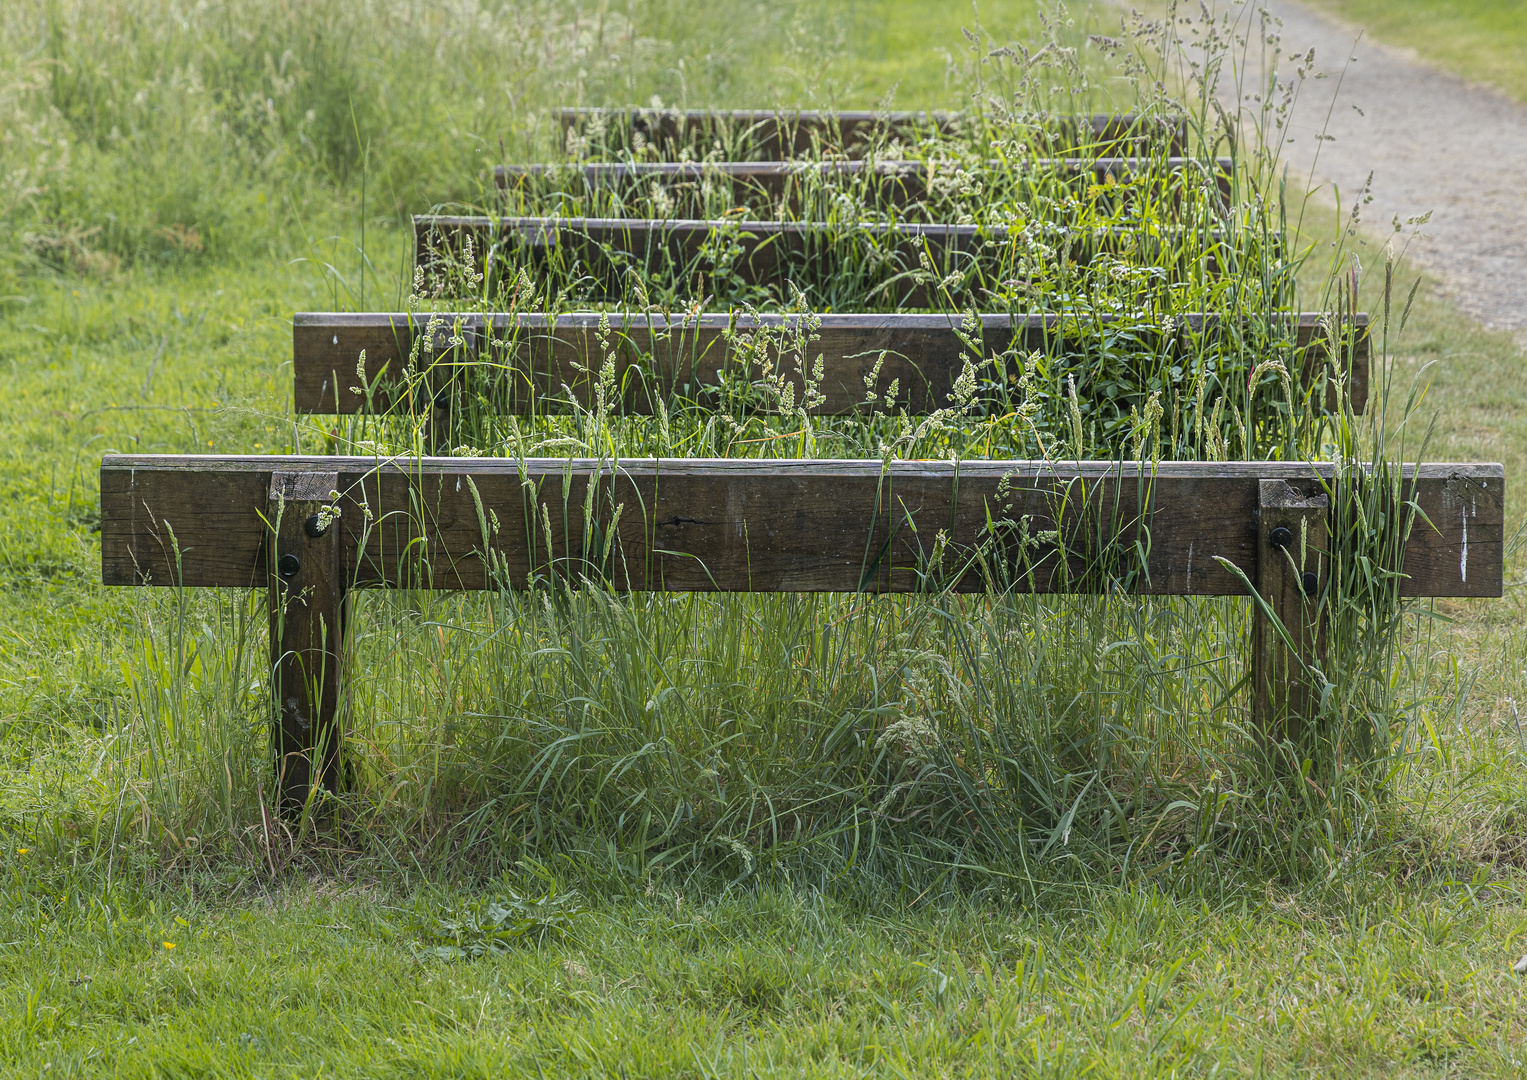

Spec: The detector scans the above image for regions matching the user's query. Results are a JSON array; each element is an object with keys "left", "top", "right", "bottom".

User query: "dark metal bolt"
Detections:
[
  {"left": 1269, "top": 526, "right": 1293, "bottom": 549},
  {"left": 278, "top": 553, "right": 301, "bottom": 578},
  {"left": 304, "top": 513, "right": 328, "bottom": 538},
  {"left": 1301, "top": 571, "right": 1319, "bottom": 597}
]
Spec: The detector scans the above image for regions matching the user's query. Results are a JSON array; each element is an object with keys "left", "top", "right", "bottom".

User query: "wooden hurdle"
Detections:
[
  {"left": 552, "top": 108, "right": 1188, "bottom": 159},
  {"left": 494, "top": 158, "right": 1235, "bottom": 211},
  {"left": 411, "top": 216, "right": 1251, "bottom": 304},
  {"left": 100, "top": 454, "right": 1503, "bottom": 808},
  {"left": 292, "top": 311, "right": 1370, "bottom": 420}
]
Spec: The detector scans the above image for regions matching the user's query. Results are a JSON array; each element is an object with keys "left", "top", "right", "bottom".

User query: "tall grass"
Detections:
[
  {"left": 12, "top": 2, "right": 1467, "bottom": 896},
  {"left": 0, "top": 0, "right": 846, "bottom": 288}
]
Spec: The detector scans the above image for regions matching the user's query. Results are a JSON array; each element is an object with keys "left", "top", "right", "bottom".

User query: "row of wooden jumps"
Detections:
[
  {"left": 100, "top": 109, "right": 1503, "bottom": 814},
  {"left": 417, "top": 108, "right": 1238, "bottom": 301},
  {"left": 515, "top": 107, "right": 1224, "bottom": 203}
]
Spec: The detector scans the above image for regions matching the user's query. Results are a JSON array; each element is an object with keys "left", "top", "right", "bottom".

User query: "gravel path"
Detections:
[{"left": 1229, "top": 1, "right": 1527, "bottom": 337}]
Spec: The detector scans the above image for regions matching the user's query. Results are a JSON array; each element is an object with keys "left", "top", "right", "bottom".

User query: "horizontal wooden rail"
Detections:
[
  {"left": 293, "top": 311, "right": 1369, "bottom": 417},
  {"left": 553, "top": 108, "right": 1188, "bottom": 158},
  {"left": 103, "top": 456, "right": 1497, "bottom": 598},
  {"left": 495, "top": 157, "right": 1234, "bottom": 206},
  {"left": 100, "top": 453, "right": 1502, "bottom": 808},
  {"left": 414, "top": 216, "right": 1248, "bottom": 303},
  {"left": 556, "top": 107, "right": 959, "bottom": 159}
]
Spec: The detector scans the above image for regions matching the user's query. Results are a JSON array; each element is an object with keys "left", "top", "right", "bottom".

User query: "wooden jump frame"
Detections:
[
  {"left": 553, "top": 108, "right": 1188, "bottom": 158},
  {"left": 292, "top": 311, "right": 1370, "bottom": 420},
  {"left": 100, "top": 455, "right": 1503, "bottom": 809},
  {"left": 412, "top": 216, "right": 1252, "bottom": 304},
  {"left": 495, "top": 158, "right": 1235, "bottom": 210}
]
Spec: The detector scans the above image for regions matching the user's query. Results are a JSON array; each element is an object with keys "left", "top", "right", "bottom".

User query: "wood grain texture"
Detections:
[
  {"left": 494, "top": 158, "right": 1233, "bottom": 206},
  {"left": 552, "top": 109, "right": 1188, "bottom": 158},
  {"left": 101, "top": 456, "right": 1500, "bottom": 598},
  {"left": 1252, "top": 479, "right": 1329, "bottom": 744},
  {"left": 268, "top": 472, "right": 347, "bottom": 806},
  {"left": 293, "top": 311, "right": 1369, "bottom": 416},
  {"left": 412, "top": 216, "right": 1242, "bottom": 303}
]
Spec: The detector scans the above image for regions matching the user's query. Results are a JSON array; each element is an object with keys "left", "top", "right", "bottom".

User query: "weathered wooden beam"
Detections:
[
  {"left": 267, "top": 471, "right": 347, "bottom": 809},
  {"left": 412, "top": 216, "right": 1245, "bottom": 303},
  {"left": 552, "top": 108, "right": 1188, "bottom": 158},
  {"left": 494, "top": 157, "right": 1234, "bottom": 207},
  {"left": 554, "top": 107, "right": 961, "bottom": 159},
  {"left": 1252, "top": 478, "right": 1328, "bottom": 750},
  {"left": 293, "top": 311, "right": 1369, "bottom": 417},
  {"left": 101, "top": 456, "right": 1500, "bottom": 599}
]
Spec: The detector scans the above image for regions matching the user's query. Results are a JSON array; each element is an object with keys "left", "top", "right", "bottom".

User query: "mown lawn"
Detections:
[
  {"left": 5, "top": 863, "right": 1527, "bottom": 1077},
  {"left": 1302, "top": 0, "right": 1527, "bottom": 101}
]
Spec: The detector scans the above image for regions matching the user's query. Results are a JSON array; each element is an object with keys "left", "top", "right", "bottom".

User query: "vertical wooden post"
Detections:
[
  {"left": 1253, "top": 479, "right": 1330, "bottom": 756},
  {"left": 425, "top": 380, "right": 453, "bottom": 455},
  {"left": 268, "top": 471, "right": 346, "bottom": 814},
  {"left": 422, "top": 317, "right": 466, "bottom": 455}
]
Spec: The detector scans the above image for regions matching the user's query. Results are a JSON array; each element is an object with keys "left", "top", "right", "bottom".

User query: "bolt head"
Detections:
[
  {"left": 277, "top": 553, "right": 301, "bottom": 578},
  {"left": 1269, "top": 526, "right": 1293, "bottom": 549},
  {"left": 1301, "top": 571, "right": 1319, "bottom": 597},
  {"left": 304, "top": 513, "right": 328, "bottom": 538}
]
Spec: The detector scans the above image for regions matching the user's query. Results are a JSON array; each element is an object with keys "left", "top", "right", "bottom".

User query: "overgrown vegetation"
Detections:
[{"left": 0, "top": 1, "right": 1524, "bottom": 1076}]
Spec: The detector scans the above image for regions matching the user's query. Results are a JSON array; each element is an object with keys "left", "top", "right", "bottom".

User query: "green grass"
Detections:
[
  {"left": 1, "top": 0, "right": 1527, "bottom": 1075},
  {"left": 6, "top": 868, "right": 1527, "bottom": 1077},
  {"left": 835, "top": 0, "right": 1058, "bottom": 105},
  {"left": 1302, "top": 0, "right": 1527, "bottom": 102}
]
